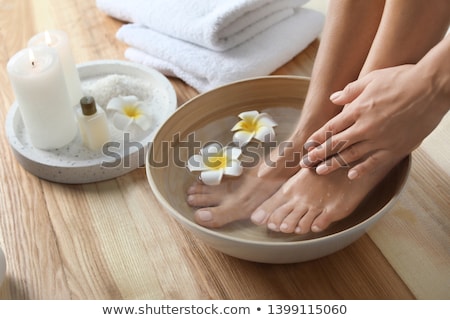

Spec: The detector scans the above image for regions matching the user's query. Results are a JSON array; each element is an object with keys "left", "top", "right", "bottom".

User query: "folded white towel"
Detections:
[
  {"left": 117, "top": 8, "right": 324, "bottom": 93},
  {"left": 97, "top": 0, "right": 309, "bottom": 51}
]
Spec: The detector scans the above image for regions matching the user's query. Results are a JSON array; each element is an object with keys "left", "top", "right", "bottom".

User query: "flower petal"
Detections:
[
  {"left": 233, "top": 130, "right": 254, "bottom": 147},
  {"left": 222, "top": 146, "right": 242, "bottom": 160},
  {"left": 231, "top": 120, "right": 247, "bottom": 132},
  {"left": 224, "top": 159, "right": 243, "bottom": 176},
  {"left": 136, "top": 102, "right": 152, "bottom": 115},
  {"left": 106, "top": 95, "right": 141, "bottom": 112},
  {"left": 238, "top": 110, "right": 259, "bottom": 121},
  {"left": 256, "top": 113, "right": 278, "bottom": 127},
  {"left": 200, "top": 169, "right": 224, "bottom": 186},
  {"left": 134, "top": 114, "right": 152, "bottom": 131},
  {"left": 254, "top": 126, "right": 275, "bottom": 142},
  {"left": 187, "top": 154, "right": 207, "bottom": 171},
  {"left": 106, "top": 97, "right": 127, "bottom": 112},
  {"left": 112, "top": 113, "right": 134, "bottom": 130},
  {"left": 201, "top": 143, "right": 222, "bottom": 156}
]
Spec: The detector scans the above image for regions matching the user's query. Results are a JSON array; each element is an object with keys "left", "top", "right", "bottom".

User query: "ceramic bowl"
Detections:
[{"left": 146, "top": 76, "right": 411, "bottom": 264}]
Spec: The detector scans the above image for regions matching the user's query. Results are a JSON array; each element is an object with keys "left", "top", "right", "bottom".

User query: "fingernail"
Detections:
[
  {"left": 348, "top": 169, "right": 358, "bottom": 180},
  {"left": 197, "top": 210, "right": 212, "bottom": 222},
  {"left": 316, "top": 163, "right": 328, "bottom": 175},
  {"left": 303, "top": 141, "right": 315, "bottom": 152},
  {"left": 311, "top": 225, "right": 322, "bottom": 233},
  {"left": 330, "top": 90, "right": 342, "bottom": 101},
  {"left": 301, "top": 154, "right": 313, "bottom": 167},
  {"left": 299, "top": 158, "right": 307, "bottom": 167},
  {"left": 251, "top": 209, "right": 267, "bottom": 224}
]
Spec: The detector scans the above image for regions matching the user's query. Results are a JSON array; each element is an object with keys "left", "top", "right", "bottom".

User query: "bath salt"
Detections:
[{"left": 82, "top": 74, "right": 153, "bottom": 108}]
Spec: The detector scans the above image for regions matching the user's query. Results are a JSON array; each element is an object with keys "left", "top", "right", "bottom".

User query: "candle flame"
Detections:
[
  {"left": 44, "top": 30, "right": 52, "bottom": 46},
  {"left": 28, "top": 49, "right": 36, "bottom": 68}
]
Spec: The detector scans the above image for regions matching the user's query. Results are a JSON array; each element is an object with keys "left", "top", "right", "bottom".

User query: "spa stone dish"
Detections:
[{"left": 5, "top": 60, "right": 177, "bottom": 184}]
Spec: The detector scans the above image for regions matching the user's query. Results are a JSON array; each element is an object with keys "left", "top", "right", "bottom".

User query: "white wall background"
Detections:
[{"left": 304, "top": 0, "right": 328, "bottom": 14}]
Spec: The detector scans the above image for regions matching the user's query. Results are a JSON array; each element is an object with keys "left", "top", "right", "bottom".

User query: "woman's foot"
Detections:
[
  {"left": 251, "top": 157, "right": 401, "bottom": 234},
  {"left": 186, "top": 136, "right": 303, "bottom": 228},
  {"left": 187, "top": 174, "right": 275, "bottom": 227},
  {"left": 186, "top": 160, "right": 298, "bottom": 228}
]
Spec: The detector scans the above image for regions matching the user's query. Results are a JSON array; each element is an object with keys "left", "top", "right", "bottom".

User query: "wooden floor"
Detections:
[{"left": 0, "top": 0, "right": 448, "bottom": 299}]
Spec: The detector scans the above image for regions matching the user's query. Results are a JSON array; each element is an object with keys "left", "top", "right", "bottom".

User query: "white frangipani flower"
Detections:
[
  {"left": 187, "top": 143, "right": 243, "bottom": 186},
  {"left": 231, "top": 110, "right": 277, "bottom": 147},
  {"left": 106, "top": 95, "right": 152, "bottom": 131}
]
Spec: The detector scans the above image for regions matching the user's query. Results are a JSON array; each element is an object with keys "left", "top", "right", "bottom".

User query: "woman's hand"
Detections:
[{"left": 300, "top": 63, "right": 449, "bottom": 179}]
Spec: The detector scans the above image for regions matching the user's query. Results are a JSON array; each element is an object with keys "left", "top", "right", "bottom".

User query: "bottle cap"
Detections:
[{"left": 80, "top": 96, "right": 97, "bottom": 116}]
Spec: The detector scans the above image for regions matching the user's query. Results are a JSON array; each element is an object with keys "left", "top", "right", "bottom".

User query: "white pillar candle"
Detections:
[
  {"left": 7, "top": 47, "right": 77, "bottom": 150},
  {"left": 28, "top": 30, "right": 83, "bottom": 107}
]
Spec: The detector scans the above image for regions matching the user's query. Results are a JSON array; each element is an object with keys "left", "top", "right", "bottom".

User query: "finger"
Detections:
[
  {"left": 330, "top": 76, "right": 371, "bottom": 105},
  {"left": 304, "top": 112, "right": 355, "bottom": 154},
  {"left": 314, "top": 156, "right": 345, "bottom": 175},
  {"left": 301, "top": 128, "right": 359, "bottom": 168},
  {"left": 315, "top": 141, "right": 373, "bottom": 175},
  {"left": 347, "top": 150, "right": 389, "bottom": 180}
]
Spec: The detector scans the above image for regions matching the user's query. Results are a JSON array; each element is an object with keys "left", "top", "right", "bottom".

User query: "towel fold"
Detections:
[
  {"left": 97, "top": 0, "right": 309, "bottom": 51},
  {"left": 117, "top": 8, "right": 324, "bottom": 93}
]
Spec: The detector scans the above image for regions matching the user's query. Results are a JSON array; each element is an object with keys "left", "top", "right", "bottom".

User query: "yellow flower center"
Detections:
[
  {"left": 241, "top": 119, "right": 258, "bottom": 132},
  {"left": 123, "top": 104, "right": 142, "bottom": 118},
  {"left": 206, "top": 155, "right": 227, "bottom": 170}
]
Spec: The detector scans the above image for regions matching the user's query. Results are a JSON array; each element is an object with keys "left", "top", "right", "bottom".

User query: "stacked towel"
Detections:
[
  {"left": 97, "top": 0, "right": 324, "bottom": 92},
  {"left": 97, "top": 0, "right": 311, "bottom": 51}
]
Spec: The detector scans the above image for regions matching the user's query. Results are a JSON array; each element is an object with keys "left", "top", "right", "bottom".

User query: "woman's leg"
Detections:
[
  {"left": 258, "top": 0, "right": 386, "bottom": 176},
  {"left": 254, "top": 0, "right": 450, "bottom": 233},
  {"left": 186, "top": 0, "right": 386, "bottom": 228},
  {"left": 360, "top": 0, "right": 450, "bottom": 76},
  {"left": 292, "top": 0, "right": 385, "bottom": 138}
]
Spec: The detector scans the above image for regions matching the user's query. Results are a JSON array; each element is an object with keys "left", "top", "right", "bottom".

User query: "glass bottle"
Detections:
[{"left": 77, "top": 96, "right": 110, "bottom": 151}]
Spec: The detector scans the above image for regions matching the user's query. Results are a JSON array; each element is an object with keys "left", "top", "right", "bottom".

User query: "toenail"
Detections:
[
  {"left": 268, "top": 223, "right": 278, "bottom": 231},
  {"left": 251, "top": 209, "right": 266, "bottom": 224},
  {"left": 197, "top": 210, "right": 213, "bottom": 222},
  {"left": 295, "top": 227, "right": 302, "bottom": 234},
  {"left": 280, "top": 223, "right": 289, "bottom": 232},
  {"left": 311, "top": 225, "right": 322, "bottom": 233}
]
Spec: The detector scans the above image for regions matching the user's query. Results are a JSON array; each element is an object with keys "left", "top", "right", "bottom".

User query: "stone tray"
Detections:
[{"left": 5, "top": 60, "right": 177, "bottom": 184}]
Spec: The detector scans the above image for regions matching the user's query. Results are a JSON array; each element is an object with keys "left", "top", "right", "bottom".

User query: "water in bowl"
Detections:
[{"left": 155, "top": 104, "right": 406, "bottom": 244}]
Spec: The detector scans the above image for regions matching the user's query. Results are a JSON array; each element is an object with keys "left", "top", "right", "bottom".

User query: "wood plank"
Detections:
[
  {"left": 180, "top": 232, "right": 414, "bottom": 299},
  {"left": 368, "top": 149, "right": 450, "bottom": 299}
]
